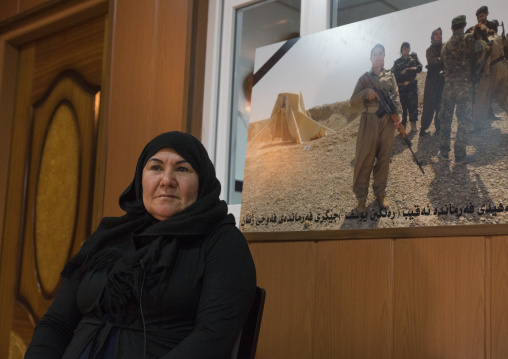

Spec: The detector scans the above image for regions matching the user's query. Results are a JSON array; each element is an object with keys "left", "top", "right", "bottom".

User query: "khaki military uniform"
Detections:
[
  {"left": 439, "top": 29, "right": 480, "bottom": 158},
  {"left": 350, "top": 68, "right": 402, "bottom": 202},
  {"left": 473, "top": 34, "right": 508, "bottom": 129}
]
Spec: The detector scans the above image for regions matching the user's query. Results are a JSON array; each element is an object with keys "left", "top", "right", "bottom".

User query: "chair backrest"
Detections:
[{"left": 232, "top": 286, "right": 266, "bottom": 359}]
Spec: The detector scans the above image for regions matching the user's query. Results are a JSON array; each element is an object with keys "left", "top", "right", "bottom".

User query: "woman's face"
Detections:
[
  {"left": 142, "top": 148, "right": 199, "bottom": 220},
  {"left": 370, "top": 47, "right": 385, "bottom": 69},
  {"left": 402, "top": 46, "right": 411, "bottom": 57},
  {"left": 433, "top": 30, "right": 442, "bottom": 42}
]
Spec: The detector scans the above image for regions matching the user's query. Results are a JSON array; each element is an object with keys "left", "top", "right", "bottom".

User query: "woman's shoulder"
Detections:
[
  {"left": 381, "top": 68, "right": 396, "bottom": 78},
  {"left": 427, "top": 44, "right": 440, "bottom": 54},
  {"left": 207, "top": 214, "right": 243, "bottom": 239},
  {"left": 393, "top": 56, "right": 405, "bottom": 65},
  {"left": 204, "top": 214, "right": 248, "bottom": 250}
]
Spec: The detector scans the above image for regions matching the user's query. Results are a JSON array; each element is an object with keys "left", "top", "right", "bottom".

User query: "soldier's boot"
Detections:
[
  {"left": 455, "top": 152, "right": 476, "bottom": 164},
  {"left": 488, "top": 106, "right": 501, "bottom": 121},
  {"left": 410, "top": 121, "right": 418, "bottom": 133},
  {"left": 356, "top": 200, "right": 366, "bottom": 213},
  {"left": 377, "top": 196, "right": 389, "bottom": 208},
  {"left": 438, "top": 150, "right": 449, "bottom": 160}
]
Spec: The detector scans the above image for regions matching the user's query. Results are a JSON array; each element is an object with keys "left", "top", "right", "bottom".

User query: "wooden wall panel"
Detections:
[
  {"left": 313, "top": 239, "right": 393, "bottom": 359},
  {"left": 186, "top": 0, "right": 208, "bottom": 137},
  {"left": 153, "top": 0, "right": 189, "bottom": 132},
  {"left": 0, "top": 44, "right": 36, "bottom": 358},
  {"left": 490, "top": 235, "right": 508, "bottom": 358},
  {"left": 393, "top": 236, "right": 485, "bottom": 359},
  {"left": 31, "top": 16, "right": 104, "bottom": 101},
  {"left": 103, "top": 0, "right": 193, "bottom": 217},
  {"left": 0, "top": 41, "right": 18, "bottom": 253},
  {"left": 19, "top": 0, "right": 47, "bottom": 14},
  {"left": 249, "top": 241, "right": 316, "bottom": 359}
]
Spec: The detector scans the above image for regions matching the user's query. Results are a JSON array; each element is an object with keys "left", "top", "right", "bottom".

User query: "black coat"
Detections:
[{"left": 25, "top": 214, "right": 256, "bottom": 359}]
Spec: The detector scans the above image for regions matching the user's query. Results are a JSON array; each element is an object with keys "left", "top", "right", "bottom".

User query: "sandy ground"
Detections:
[{"left": 239, "top": 72, "right": 508, "bottom": 232}]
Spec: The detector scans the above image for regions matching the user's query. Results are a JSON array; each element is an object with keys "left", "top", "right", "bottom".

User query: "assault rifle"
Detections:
[
  {"left": 375, "top": 88, "right": 425, "bottom": 174},
  {"left": 473, "top": 40, "right": 492, "bottom": 108},
  {"left": 475, "top": 40, "right": 492, "bottom": 80}
]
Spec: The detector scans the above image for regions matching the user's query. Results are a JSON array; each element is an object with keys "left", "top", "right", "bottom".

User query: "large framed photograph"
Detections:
[{"left": 239, "top": 0, "right": 508, "bottom": 234}]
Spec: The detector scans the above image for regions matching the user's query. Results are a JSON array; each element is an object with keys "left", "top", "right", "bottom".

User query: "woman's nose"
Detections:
[{"left": 161, "top": 170, "right": 176, "bottom": 186}]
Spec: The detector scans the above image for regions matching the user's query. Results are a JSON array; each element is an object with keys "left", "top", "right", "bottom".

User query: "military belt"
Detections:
[
  {"left": 363, "top": 106, "right": 379, "bottom": 114},
  {"left": 397, "top": 79, "right": 416, "bottom": 87}
]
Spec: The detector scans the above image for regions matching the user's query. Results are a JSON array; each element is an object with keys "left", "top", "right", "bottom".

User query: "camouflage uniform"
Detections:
[
  {"left": 350, "top": 68, "right": 402, "bottom": 202},
  {"left": 439, "top": 17, "right": 481, "bottom": 159},
  {"left": 392, "top": 53, "right": 422, "bottom": 128}
]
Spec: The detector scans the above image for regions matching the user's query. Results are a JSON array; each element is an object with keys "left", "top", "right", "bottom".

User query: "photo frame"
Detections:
[{"left": 239, "top": 0, "right": 508, "bottom": 236}]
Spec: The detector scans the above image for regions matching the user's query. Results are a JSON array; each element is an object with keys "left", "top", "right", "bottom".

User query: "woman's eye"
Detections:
[
  {"left": 176, "top": 166, "right": 189, "bottom": 172},
  {"left": 150, "top": 164, "right": 163, "bottom": 171}
]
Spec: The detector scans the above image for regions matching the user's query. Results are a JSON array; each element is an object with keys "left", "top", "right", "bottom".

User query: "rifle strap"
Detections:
[
  {"left": 491, "top": 55, "right": 506, "bottom": 67},
  {"left": 359, "top": 72, "right": 378, "bottom": 90},
  {"left": 477, "top": 42, "right": 493, "bottom": 75},
  {"left": 359, "top": 72, "right": 370, "bottom": 89}
]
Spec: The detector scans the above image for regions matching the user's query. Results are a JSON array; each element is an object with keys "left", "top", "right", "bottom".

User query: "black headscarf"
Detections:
[
  {"left": 61, "top": 132, "right": 230, "bottom": 316},
  {"left": 431, "top": 27, "right": 442, "bottom": 46},
  {"left": 118, "top": 131, "right": 228, "bottom": 236}
]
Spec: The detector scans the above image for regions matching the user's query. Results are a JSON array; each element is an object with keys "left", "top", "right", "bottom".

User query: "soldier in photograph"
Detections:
[
  {"left": 420, "top": 28, "right": 445, "bottom": 137},
  {"left": 350, "top": 44, "right": 402, "bottom": 212},
  {"left": 439, "top": 15, "right": 484, "bottom": 162},
  {"left": 472, "top": 24, "right": 508, "bottom": 131},
  {"left": 392, "top": 42, "right": 423, "bottom": 133},
  {"left": 475, "top": 5, "right": 498, "bottom": 31}
]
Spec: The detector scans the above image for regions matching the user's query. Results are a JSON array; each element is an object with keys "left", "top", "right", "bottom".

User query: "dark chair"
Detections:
[{"left": 232, "top": 286, "right": 266, "bottom": 359}]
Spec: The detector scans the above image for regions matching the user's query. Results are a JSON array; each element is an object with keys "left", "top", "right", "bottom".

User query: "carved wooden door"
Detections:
[{"left": 2, "top": 16, "right": 106, "bottom": 358}]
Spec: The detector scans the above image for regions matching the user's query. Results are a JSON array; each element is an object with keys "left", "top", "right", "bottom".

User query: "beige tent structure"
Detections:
[{"left": 262, "top": 92, "right": 330, "bottom": 144}]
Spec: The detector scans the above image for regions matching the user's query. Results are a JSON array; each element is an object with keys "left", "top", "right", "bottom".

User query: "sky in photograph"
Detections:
[{"left": 250, "top": 0, "right": 507, "bottom": 123}]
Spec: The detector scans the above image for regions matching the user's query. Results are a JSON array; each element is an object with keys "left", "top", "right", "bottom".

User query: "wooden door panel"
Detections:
[
  {"left": 31, "top": 16, "right": 105, "bottom": 104},
  {"left": 2, "top": 44, "right": 36, "bottom": 359},
  {"left": 19, "top": 71, "right": 99, "bottom": 317},
  {"left": 3, "top": 17, "right": 105, "bottom": 355}
]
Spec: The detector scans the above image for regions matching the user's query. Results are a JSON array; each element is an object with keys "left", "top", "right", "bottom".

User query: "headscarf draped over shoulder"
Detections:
[{"left": 62, "top": 131, "right": 230, "bottom": 279}]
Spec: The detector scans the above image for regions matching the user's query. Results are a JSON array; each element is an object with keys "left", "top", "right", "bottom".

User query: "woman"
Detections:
[
  {"left": 420, "top": 28, "right": 445, "bottom": 136},
  {"left": 25, "top": 131, "right": 257, "bottom": 358},
  {"left": 391, "top": 42, "right": 423, "bottom": 133},
  {"left": 350, "top": 43, "right": 402, "bottom": 212}
]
